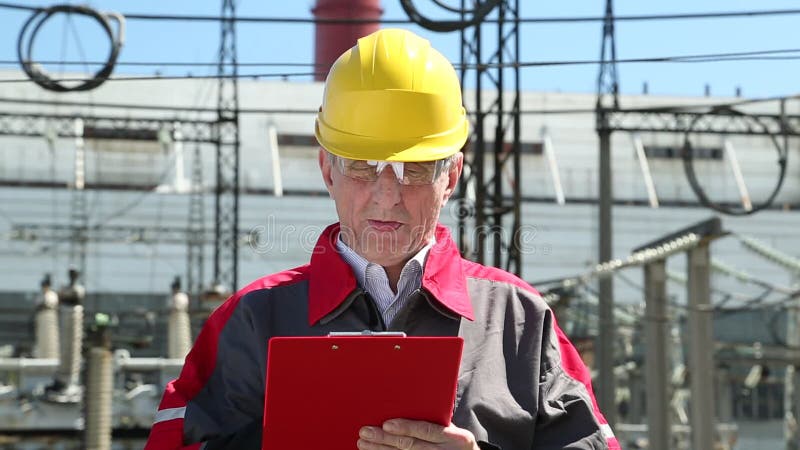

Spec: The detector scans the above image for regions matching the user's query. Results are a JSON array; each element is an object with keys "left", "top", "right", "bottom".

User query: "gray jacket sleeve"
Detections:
[{"left": 532, "top": 309, "right": 613, "bottom": 449}]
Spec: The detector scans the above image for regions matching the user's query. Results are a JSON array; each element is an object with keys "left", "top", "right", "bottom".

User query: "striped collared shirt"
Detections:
[{"left": 336, "top": 235, "right": 433, "bottom": 326}]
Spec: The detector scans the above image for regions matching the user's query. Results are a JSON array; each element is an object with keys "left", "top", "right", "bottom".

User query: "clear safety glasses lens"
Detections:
[{"left": 332, "top": 155, "right": 450, "bottom": 185}]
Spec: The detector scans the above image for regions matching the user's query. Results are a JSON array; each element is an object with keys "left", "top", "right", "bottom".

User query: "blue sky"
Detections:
[{"left": 1, "top": 0, "right": 798, "bottom": 98}]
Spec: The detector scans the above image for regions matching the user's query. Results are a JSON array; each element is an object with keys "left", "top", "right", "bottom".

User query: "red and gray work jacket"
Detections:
[{"left": 145, "top": 223, "right": 620, "bottom": 450}]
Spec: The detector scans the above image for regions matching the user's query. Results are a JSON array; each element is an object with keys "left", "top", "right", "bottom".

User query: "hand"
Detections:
[{"left": 357, "top": 419, "right": 480, "bottom": 450}]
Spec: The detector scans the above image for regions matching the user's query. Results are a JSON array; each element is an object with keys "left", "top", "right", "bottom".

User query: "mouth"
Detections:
[{"left": 367, "top": 219, "right": 403, "bottom": 231}]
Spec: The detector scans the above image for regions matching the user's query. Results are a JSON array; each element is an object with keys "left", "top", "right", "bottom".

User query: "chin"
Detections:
[{"left": 363, "top": 252, "right": 408, "bottom": 268}]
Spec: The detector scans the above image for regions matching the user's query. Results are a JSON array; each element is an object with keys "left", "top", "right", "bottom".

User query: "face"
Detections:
[{"left": 319, "top": 149, "right": 463, "bottom": 269}]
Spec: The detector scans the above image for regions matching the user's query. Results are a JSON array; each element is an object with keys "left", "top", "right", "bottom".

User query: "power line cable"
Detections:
[
  {"left": 682, "top": 106, "right": 788, "bottom": 216},
  {"left": 0, "top": 48, "right": 797, "bottom": 90},
  {"left": 612, "top": 269, "right": 756, "bottom": 311},
  {"left": 0, "top": 54, "right": 796, "bottom": 84},
  {"left": 4, "top": 47, "right": 800, "bottom": 69},
  {"left": 614, "top": 266, "right": 800, "bottom": 314},
  {"left": 92, "top": 155, "right": 177, "bottom": 227},
  {"left": 0, "top": 72, "right": 323, "bottom": 83},
  {"left": 0, "top": 95, "right": 600, "bottom": 115},
  {"left": 17, "top": 4, "right": 124, "bottom": 92},
  {"left": 0, "top": 60, "right": 326, "bottom": 67},
  {"left": 716, "top": 288, "right": 800, "bottom": 313},
  {"left": 736, "top": 233, "right": 800, "bottom": 273},
  {"left": 400, "top": 0, "right": 498, "bottom": 32},
  {"left": 711, "top": 257, "right": 796, "bottom": 294},
  {"left": 3, "top": 2, "right": 800, "bottom": 24},
  {"left": 0, "top": 95, "right": 316, "bottom": 113},
  {"left": 4, "top": 90, "right": 798, "bottom": 117}
]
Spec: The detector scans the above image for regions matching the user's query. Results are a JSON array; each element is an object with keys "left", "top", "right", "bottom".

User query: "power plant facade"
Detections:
[{"left": 0, "top": 1, "right": 798, "bottom": 449}]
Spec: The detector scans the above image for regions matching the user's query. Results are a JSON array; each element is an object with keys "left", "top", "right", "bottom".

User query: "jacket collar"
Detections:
[{"left": 308, "top": 223, "right": 474, "bottom": 325}]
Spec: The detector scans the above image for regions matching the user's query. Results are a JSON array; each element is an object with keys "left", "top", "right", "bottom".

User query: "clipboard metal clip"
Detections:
[{"left": 327, "top": 330, "right": 407, "bottom": 337}]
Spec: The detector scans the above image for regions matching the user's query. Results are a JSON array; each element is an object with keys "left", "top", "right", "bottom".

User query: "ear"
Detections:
[
  {"left": 318, "top": 148, "right": 334, "bottom": 197},
  {"left": 441, "top": 152, "right": 463, "bottom": 205}
]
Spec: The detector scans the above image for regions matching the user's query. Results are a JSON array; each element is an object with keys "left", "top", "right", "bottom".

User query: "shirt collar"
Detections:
[
  {"left": 334, "top": 233, "right": 433, "bottom": 289},
  {"left": 308, "top": 223, "right": 474, "bottom": 325}
]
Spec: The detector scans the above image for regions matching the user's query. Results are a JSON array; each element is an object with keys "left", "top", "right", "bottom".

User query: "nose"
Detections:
[{"left": 371, "top": 166, "right": 402, "bottom": 205}]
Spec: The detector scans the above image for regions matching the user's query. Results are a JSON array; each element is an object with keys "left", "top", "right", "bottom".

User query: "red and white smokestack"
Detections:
[{"left": 311, "top": 0, "right": 383, "bottom": 81}]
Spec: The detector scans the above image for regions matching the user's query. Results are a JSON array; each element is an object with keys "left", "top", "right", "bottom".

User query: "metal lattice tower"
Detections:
[
  {"left": 597, "top": 0, "right": 619, "bottom": 110},
  {"left": 595, "top": 0, "right": 620, "bottom": 428},
  {"left": 187, "top": 143, "right": 206, "bottom": 300},
  {"left": 215, "top": 0, "right": 241, "bottom": 293},
  {"left": 69, "top": 118, "right": 88, "bottom": 281},
  {"left": 457, "top": 0, "right": 522, "bottom": 275}
]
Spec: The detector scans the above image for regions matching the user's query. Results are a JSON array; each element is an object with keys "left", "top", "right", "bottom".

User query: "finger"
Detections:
[
  {"left": 360, "top": 426, "right": 417, "bottom": 449},
  {"left": 382, "top": 419, "right": 447, "bottom": 444},
  {"left": 384, "top": 420, "right": 478, "bottom": 448},
  {"left": 357, "top": 438, "right": 402, "bottom": 450}
]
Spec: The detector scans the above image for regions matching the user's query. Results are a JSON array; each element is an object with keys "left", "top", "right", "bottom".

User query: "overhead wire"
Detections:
[
  {"left": 4, "top": 48, "right": 800, "bottom": 70},
  {"left": 711, "top": 258, "right": 796, "bottom": 294},
  {"left": 0, "top": 60, "right": 326, "bottom": 67},
  {"left": 1, "top": 2, "right": 797, "bottom": 281},
  {"left": 16, "top": 4, "right": 124, "bottom": 92},
  {"left": 400, "top": 0, "right": 499, "bottom": 32},
  {"left": 84, "top": 57, "right": 216, "bottom": 241},
  {"left": 681, "top": 107, "right": 788, "bottom": 216},
  {"left": 0, "top": 95, "right": 600, "bottom": 115},
  {"left": 613, "top": 268, "right": 762, "bottom": 312},
  {"left": 0, "top": 195, "right": 17, "bottom": 225},
  {"left": 92, "top": 155, "right": 178, "bottom": 227},
  {"left": 3, "top": 49, "right": 800, "bottom": 85},
  {"left": 0, "top": 72, "right": 324, "bottom": 84},
  {"left": 148, "top": 192, "right": 165, "bottom": 293},
  {"left": 536, "top": 250, "right": 797, "bottom": 314},
  {"left": 4, "top": 80, "right": 800, "bottom": 116},
  {"left": 736, "top": 233, "right": 800, "bottom": 273},
  {"left": 3, "top": 2, "right": 800, "bottom": 24}
]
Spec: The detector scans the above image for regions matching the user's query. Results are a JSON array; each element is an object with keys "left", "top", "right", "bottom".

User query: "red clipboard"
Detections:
[{"left": 262, "top": 333, "right": 463, "bottom": 450}]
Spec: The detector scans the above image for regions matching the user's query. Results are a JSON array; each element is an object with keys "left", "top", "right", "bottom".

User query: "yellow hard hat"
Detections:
[{"left": 315, "top": 28, "right": 469, "bottom": 162}]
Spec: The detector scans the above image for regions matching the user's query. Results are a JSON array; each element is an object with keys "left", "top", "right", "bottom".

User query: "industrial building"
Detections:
[{"left": 0, "top": 1, "right": 798, "bottom": 449}]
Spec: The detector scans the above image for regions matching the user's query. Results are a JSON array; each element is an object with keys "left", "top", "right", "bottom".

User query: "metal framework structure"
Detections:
[
  {"left": 633, "top": 218, "right": 725, "bottom": 450},
  {"left": 69, "top": 119, "right": 88, "bottom": 282},
  {"left": 594, "top": 0, "right": 620, "bottom": 428},
  {"left": 10, "top": 223, "right": 219, "bottom": 245},
  {"left": 2, "top": 0, "right": 246, "bottom": 297},
  {"left": 0, "top": 112, "right": 216, "bottom": 142},
  {"left": 215, "top": 0, "right": 241, "bottom": 293},
  {"left": 603, "top": 107, "right": 800, "bottom": 135},
  {"left": 457, "top": 0, "right": 522, "bottom": 275},
  {"left": 187, "top": 143, "right": 206, "bottom": 300},
  {"left": 0, "top": 112, "right": 227, "bottom": 296},
  {"left": 596, "top": 98, "right": 800, "bottom": 450},
  {"left": 596, "top": 0, "right": 800, "bottom": 438}
]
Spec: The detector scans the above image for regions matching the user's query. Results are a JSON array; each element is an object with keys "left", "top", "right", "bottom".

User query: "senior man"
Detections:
[{"left": 145, "top": 28, "right": 619, "bottom": 450}]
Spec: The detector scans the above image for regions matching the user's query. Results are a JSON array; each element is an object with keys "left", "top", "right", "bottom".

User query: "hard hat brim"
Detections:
[{"left": 315, "top": 111, "right": 469, "bottom": 162}]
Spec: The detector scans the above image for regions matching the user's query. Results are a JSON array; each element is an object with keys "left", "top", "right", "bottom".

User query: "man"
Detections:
[{"left": 145, "top": 28, "right": 619, "bottom": 450}]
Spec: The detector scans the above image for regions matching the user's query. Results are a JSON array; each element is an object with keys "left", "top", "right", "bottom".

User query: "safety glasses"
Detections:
[{"left": 329, "top": 153, "right": 453, "bottom": 186}]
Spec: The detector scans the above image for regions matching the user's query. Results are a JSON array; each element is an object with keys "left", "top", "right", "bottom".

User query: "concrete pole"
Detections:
[
  {"left": 597, "top": 123, "right": 617, "bottom": 427},
  {"left": 644, "top": 260, "right": 671, "bottom": 450},
  {"left": 687, "top": 244, "right": 715, "bottom": 450},
  {"left": 717, "top": 365, "right": 734, "bottom": 450},
  {"left": 85, "top": 317, "right": 112, "bottom": 450}
]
